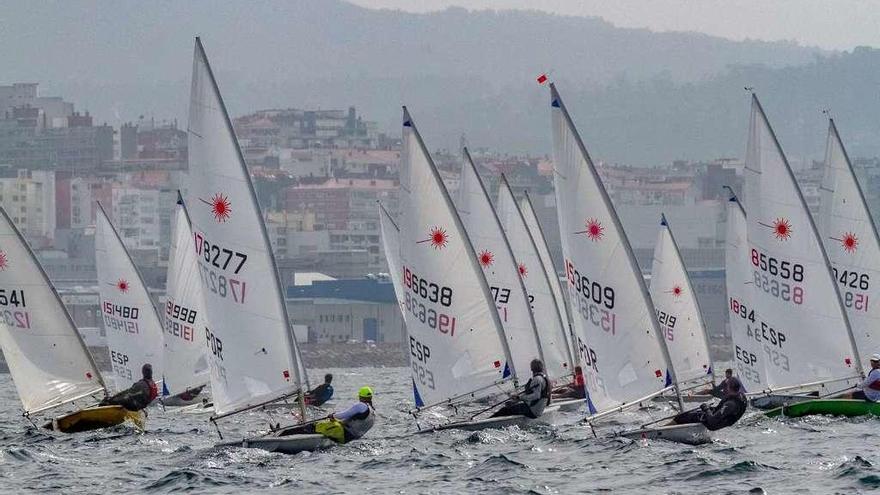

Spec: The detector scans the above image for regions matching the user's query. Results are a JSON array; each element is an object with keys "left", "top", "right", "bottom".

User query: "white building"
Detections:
[
  {"left": 111, "top": 186, "right": 160, "bottom": 251},
  {"left": 0, "top": 169, "right": 56, "bottom": 243}
]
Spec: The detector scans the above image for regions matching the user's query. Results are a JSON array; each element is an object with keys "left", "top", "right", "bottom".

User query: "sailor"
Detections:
[
  {"left": 492, "top": 359, "right": 551, "bottom": 419},
  {"left": 673, "top": 377, "right": 747, "bottom": 431},
  {"left": 552, "top": 365, "right": 586, "bottom": 400},
  {"left": 849, "top": 354, "right": 880, "bottom": 402},
  {"left": 305, "top": 373, "right": 335, "bottom": 406},
  {"left": 100, "top": 363, "right": 158, "bottom": 411},
  {"left": 329, "top": 386, "right": 376, "bottom": 442},
  {"left": 709, "top": 368, "right": 736, "bottom": 399}
]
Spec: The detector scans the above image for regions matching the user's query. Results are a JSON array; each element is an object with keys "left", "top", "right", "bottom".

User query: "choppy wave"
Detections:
[{"left": 1, "top": 369, "right": 879, "bottom": 494}]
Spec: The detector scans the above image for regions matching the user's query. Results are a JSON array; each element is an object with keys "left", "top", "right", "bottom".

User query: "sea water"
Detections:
[{"left": 0, "top": 369, "right": 877, "bottom": 494}]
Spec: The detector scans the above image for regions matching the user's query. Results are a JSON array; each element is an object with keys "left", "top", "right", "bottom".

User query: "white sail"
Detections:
[
  {"left": 95, "top": 203, "right": 164, "bottom": 390},
  {"left": 496, "top": 175, "right": 574, "bottom": 380},
  {"left": 0, "top": 207, "right": 106, "bottom": 415},
  {"left": 456, "top": 151, "right": 544, "bottom": 378},
  {"left": 550, "top": 83, "right": 677, "bottom": 415},
  {"left": 399, "top": 107, "right": 514, "bottom": 408},
  {"left": 379, "top": 202, "right": 407, "bottom": 321},
  {"left": 743, "top": 94, "right": 861, "bottom": 390},
  {"left": 649, "top": 214, "right": 714, "bottom": 387},
  {"left": 819, "top": 119, "right": 880, "bottom": 358},
  {"left": 725, "top": 191, "right": 767, "bottom": 392},
  {"left": 187, "top": 38, "right": 303, "bottom": 417},
  {"left": 520, "top": 191, "right": 574, "bottom": 359},
  {"left": 163, "top": 195, "right": 210, "bottom": 397}
]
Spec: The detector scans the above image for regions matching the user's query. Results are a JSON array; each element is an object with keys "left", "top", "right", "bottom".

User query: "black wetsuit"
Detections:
[
  {"left": 673, "top": 393, "right": 747, "bottom": 431},
  {"left": 492, "top": 374, "right": 550, "bottom": 419},
  {"left": 100, "top": 379, "right": 157, "bottom": 411},
  {"left": 305, "top": 383, "right": 334, "bottom": 406}
]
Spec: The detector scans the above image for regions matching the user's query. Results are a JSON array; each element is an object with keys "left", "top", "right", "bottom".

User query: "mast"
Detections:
[
  {"left": 95, "top": 201, "right": 165, "bottom": 390},
  {"left": 461, "top": 147, "right": 545, "bottom": 372},
  {"left": 404, "top": 108, "right": 518, "bottom": 387},
  {"left": 749, "top": 94, "right": 863, "bottom": 379},
  {"left": 189, "top": 38, "right": 305, "bottom": 420},
  {"left": 549, "top": 82, "right": 683, "bottom": 411},
  {"left": 658, "top": 213, "right": 716, "bottom": 386},
  {"left": 498, "top": 174, "right": 575, "bottom": 374},
  {"left": 0, "top": 206, "right": 107, "bottom": 415},
  {"left": 521, "top": 189, "right": 579, "bottom": 369}
]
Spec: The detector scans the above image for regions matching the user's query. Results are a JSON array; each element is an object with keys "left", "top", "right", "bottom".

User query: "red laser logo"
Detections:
[
  {"left": 575, "top": 218, "right": 604, "bottom": 241},
  {"left": 417, "top": 227, "right": 449, "bottom": 250},
  {"left": 200, "top": 193, "right": 232, "bottom": 223}
]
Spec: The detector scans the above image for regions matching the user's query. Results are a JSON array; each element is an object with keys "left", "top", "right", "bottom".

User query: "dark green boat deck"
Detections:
[{"left": 765, "top": 399, "right": 880, "bottom": 418}]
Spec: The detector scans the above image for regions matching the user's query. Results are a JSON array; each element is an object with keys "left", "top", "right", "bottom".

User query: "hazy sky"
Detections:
[{"left": 350, "top": 0, "right": 879, "bottom": 50}]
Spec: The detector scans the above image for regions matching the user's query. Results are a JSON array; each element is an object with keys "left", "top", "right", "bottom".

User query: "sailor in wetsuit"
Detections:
[
  {"left": 552, "top": 365, "right": 586, "bottom": 400},
  {"left": 709, "top": 368, "right": 736, "bottom": 399},
  {"left": 305, "top": 373, "right": 335, "bottom": 406},
  {"left": 848, "top": 354, "right": 880, "bottom": 402},
  {"left": 492, "top": 359, "right": 551, "bottom": 419},
  {"left": 100, "top": 363, "right": 158, "bottom": 411},
  {"left": 330, "top": 386, "right": 376, "bottom": 442},
  {"left": 673, "top": 376, "right": 747, "bottom": 431}
]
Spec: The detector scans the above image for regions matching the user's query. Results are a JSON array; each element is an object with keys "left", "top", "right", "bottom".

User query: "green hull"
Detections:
[{"left": 765, "top": 399, "right": 880, "bottom": 418}]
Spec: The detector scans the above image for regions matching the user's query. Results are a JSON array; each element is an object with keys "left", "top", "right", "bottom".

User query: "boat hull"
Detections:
[
  {"left": 765, "top": 399, "right": 880, "bottom": 418},
  {"left": 216, "top": 433, "right": 336, "bottom": 455},
  {"left": 618, "top": 423, "right": 712, "bottom": 445},
  {"left": 545, "top": 398, "right": 584, "bottom": 413},
  {"left": 43, "top": 405, "right": 144, "bottom": 433},
  {"left": 750, "top": 393, "right": 816, "bottom": 410},
  {"left": 417, "top": 414, "right": 531, "bottom": 433}
]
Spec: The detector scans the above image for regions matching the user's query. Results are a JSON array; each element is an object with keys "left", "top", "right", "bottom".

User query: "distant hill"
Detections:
[{"left": 4, "top": 0, "right": 870, "bottom": 163}]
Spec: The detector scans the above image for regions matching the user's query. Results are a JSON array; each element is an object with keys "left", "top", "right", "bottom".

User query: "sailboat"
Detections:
[
  {"left": 740, "top": 94, "right": 862, "bottom": 412},
  {"left": 766, "top": 118, "right": 880, "bottom": 418},
  {"left": 161, "top": 193, "right": 210, "bottom": 408},
  {"left": 495, "top": 175, "right": 581, "bottom": 410},
  {"left": 548, "top": 83, "right": 707, "bottom": 444},
  {"left": 0, "top": 206, "right": 135, "bottom": 433},
  {"left": 186, "top": 38, "right": 327, "bottom": 454},
  {"left": 456, "top": 149, "right": 545, "bottom": 383},
  {"left": 648, "top": 214, "right": 715, "bottom": 394},
  {"left": 399, "top": 107, "right": 526, "bottom": 432},
  {"left": 95, "top": 202, "right": 165, "bottom": 407}
]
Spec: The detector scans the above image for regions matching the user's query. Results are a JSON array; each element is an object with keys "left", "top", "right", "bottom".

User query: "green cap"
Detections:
[{"left": 358, "top": 386, "right": 373, "bottom": 399}]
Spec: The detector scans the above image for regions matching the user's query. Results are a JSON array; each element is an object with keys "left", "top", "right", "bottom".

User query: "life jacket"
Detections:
[
  {"left": 147, "top": 379, "right": 158, "bottom": 403},
  {"left": 522, "top": 373, "right": 550, "bottom": 418},
  {"left": 342, "top": 405, "right": 375, "bottom": 442},
  {"left": 535, "top": 373, "right": 551, "bottom": 406}
]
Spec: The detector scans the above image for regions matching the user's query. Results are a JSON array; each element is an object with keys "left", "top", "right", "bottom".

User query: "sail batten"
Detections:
[
  {"left": 95, "top": 202, "right": 164, "bottom": 391},
  {"left": 743, "top": 94, "right": 862, "bottom": 390},
  {"left": 0, "top": 206, "right": 106, "bottom": 415},
  {"left": 399, "top": 107, "right": 515, "bottom": 409},
  {"left": 187, "top": 37, "right": 303, "bottom": 418},
  {"left": 549, "top": 82, "right": 680, "bottom": 415}
]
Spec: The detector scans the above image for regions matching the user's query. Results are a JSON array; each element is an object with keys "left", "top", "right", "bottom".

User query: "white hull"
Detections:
[
  {"left": 545, "top": 398, "right": 585, "bottom": 413},
  {"left": 750, "top": 393, "right": 816, "bottom": 410},
  {"left": 216, "top": 433, "right": 335, "bottom": 455},
  {"left": 618, "top": 423, "right": 712, "bottom": 445},
  {"left": 417, "top": 414, "right": 531, "bottom": 433}
]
